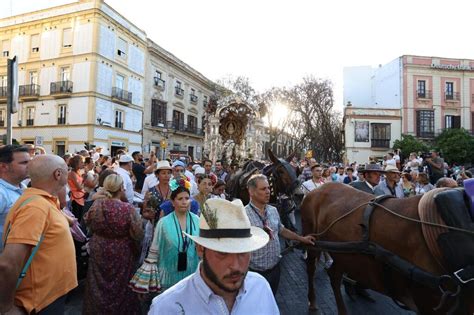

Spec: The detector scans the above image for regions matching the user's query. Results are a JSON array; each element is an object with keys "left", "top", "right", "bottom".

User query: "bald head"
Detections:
[{"left": 29, "top": 155, "right": 67, "bottom": 183}]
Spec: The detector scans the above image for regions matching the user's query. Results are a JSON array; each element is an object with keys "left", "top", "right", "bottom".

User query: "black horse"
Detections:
[{"left": 226, "top": 149, "right": 300, "bottom": 231}]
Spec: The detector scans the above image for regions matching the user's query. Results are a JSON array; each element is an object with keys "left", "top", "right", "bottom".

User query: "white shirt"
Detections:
[
  {"left": 386, "top": 158, "right": 396, "bottom": 166},
  {"left": 141, "top": 173, "right": 159, "bottom": 195},
  {"left": 149, "top": 266, "right": 279, "bottom": 315},
  {"left": 301, "top": 178, "right": 325, "bottom": 196},
  {"left": 115, "top": 167, "right": 134, "bottom": 203}
]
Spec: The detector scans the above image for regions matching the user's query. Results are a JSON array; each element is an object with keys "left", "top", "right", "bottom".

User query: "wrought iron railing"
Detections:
[
  {"left": 50, "top": 80, "right": 73, "bottom": 94},
  {"left": 371, "top": 139, "right": 390, "bottom": 148},
  {"left": 112, "top": 87, "right": 132, "bottom": 104}
]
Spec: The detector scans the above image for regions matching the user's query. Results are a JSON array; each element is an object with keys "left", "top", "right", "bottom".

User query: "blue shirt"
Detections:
[
  {"left": 0, "top": 179, "right": 24, "bottom": 252},
  {"left": 149, "top": 264, "right": 279, "bottom": 315},
  {"left": 160, "top": 199, "right": 200, "bottom": 216}
]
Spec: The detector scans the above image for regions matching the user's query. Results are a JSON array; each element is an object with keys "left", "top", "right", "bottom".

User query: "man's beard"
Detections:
[{"left": 202, "top": 250, "right": 247, "bottom": 293}]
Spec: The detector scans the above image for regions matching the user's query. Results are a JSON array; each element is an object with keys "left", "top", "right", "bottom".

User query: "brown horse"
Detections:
[{"left": 301, "top": 182, "right": 474, "bottom": 314}]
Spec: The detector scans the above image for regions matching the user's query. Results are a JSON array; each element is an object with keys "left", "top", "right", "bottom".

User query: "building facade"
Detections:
[
  {"left": 344, "top": 55, "right": 474, "bottom": 140},
  {"left": 343, "top": 105, "right": 402, "bottom": 163},
  {"left": 0, "top": 0, "right": 146, "bottom": 155},
  {"left": 143, "top": 40, "right": 214, "bottom": 161}
]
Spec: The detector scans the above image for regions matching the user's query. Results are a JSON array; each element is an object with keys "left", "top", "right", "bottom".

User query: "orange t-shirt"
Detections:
[{"left": 3, "top": 188, "right": 77, "bottom": 313}]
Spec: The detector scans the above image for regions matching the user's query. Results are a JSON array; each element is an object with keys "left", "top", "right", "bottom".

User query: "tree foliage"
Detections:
[
  {"left": 434, "top": 128, "right": 474, "bottom": 165},
  {"left": 282, "top": 77, "right": 343, "bottom": 162},
  {"left": 393, "top": 134, "right": 429, "bottom": 161}
]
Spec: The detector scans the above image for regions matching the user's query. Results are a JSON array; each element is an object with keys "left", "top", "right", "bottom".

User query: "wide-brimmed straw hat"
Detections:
[
  {"left": 156, "top": 160, "right": 172, "bottom": 171},
  {"left": 384, "top": 165, "right": 401, "bottom": 173},
  {"left": 184, "top": 199, "right": 269, "bottom": 254},
  {"left": 360, "top": 163, "right": 385, "bottom": 173}
]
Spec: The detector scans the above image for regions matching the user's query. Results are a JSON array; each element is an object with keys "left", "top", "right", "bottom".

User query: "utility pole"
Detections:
[{"left": 7, "top": 56, "right": 18, "bottom": 145}]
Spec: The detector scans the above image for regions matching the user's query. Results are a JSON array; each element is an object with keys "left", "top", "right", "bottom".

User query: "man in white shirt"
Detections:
[
  {"left": 115, "top": 154, "right": 134, "bottom": 203},
  {"left": 149, "top": 199, "right": 279, "bottom": 315},
  {"left": 301, "top": 164, "right": 325, "bottom": 196}
]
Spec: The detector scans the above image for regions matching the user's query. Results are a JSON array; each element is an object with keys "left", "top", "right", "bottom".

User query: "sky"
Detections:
[{"left": 1, "top": 0, "right": 474, "bottom": 112}]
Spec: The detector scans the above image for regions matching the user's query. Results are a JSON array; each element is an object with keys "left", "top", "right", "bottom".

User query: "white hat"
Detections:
[
  {"left": 385, "top": 165, "right": 401, "bottom": 173},
  {"left": 156, "top": 160, "right": 172, "bottom": 171},
  {"left": 184, "top": 199, "right": 269, "bottom": 253},
  {"left": 118, "top": 155, "right": 133, "bottom": 163},
  {"left": 195, "top": 166, "right": 205, "bottom": 175},
  {"left": 192, "top": 164, "right": 201, "bottom": 171}
]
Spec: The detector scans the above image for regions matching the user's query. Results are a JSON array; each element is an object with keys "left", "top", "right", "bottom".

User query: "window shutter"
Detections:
[
  {"left": 31, "top": 34, "right": 40, "bottom": 51},
  {"left": 62, "top": 28, "right": 72, "bottom": 47}
]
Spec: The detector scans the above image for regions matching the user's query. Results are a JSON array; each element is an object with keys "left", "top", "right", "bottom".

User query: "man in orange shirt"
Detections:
[{"left": 0, "top": 155, "right": 77, "bottom": 314}]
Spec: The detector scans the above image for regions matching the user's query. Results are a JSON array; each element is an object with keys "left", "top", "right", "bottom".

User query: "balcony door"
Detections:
[
  {"left": 371, "top": 123, "right": 391, "bottom": 148},
  {"left": 445, "top": 115, "right": 460, "bottom": 129}
]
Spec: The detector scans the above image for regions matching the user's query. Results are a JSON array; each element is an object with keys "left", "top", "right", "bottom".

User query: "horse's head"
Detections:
[{"left": 265, "top": 149, "right": 300, "bottom": 196}]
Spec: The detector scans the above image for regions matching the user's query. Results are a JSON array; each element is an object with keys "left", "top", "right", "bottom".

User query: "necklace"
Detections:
[{"left": 157, "top": 183, "right": 170, "bottom": 200}]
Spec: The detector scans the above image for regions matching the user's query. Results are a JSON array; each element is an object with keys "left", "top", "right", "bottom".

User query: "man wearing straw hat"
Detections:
[{"left": 149, "top": 198, "right": 279, "bottom": 314}]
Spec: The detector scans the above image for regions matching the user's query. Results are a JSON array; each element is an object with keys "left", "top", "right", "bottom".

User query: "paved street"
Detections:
[{"left": 65, "top": 210, "right": 415, "bottom": 315}]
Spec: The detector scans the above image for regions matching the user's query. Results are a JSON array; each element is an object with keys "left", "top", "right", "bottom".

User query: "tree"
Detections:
[
  {"left": 282, "top": 76, "right": 344, "bottom": 162},
  {"left": 393, "top": 134, "right": 429, "bottom": 161},
  {"left": 434, "top": 128, "right": 474, "bottom": 165}
]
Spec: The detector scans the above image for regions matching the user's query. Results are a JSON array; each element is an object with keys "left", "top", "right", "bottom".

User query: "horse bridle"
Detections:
[{"left": 263, "top": 159, "right": 300, "bottom": 197}]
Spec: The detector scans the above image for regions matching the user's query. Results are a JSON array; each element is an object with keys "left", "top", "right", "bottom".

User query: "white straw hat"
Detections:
[
  {"left": 184, "top": 199, "right": 269, "bottom": 253},
  {"left": 156, "top": 160, "right": 172, "bottom": 171}
]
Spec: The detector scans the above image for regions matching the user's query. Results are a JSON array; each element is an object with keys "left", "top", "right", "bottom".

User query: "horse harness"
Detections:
[{"left": 304, "top": 194, "right": 471, "bottom": 313}]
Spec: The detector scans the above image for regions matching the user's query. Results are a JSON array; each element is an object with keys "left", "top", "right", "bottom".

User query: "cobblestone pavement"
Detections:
[{"left": 65, "top": 210, "right": 416, "bottom": 315}]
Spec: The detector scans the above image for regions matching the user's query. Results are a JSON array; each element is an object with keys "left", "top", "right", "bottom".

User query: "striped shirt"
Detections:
[{"left": 245, "top": 203, "right": 283, "bottom": 271}]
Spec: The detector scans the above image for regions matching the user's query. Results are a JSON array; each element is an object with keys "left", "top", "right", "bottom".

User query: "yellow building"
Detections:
[{"left": 0, "top": 0, "right": 146, "bottom": 156}]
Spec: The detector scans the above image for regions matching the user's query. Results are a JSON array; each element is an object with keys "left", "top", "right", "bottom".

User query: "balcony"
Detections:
[
  {"left": 50, "top": 80, "right": 73, "bottom": 98},
  {"left": 445, "top": 92, "right": 460, "bottom": 101},
  {"left": 416, "top": 90, "right": 432, "bottom": 100},
  {"left": 112, "top": 87, "right": 132, "bottom": 105},
  {"left": 26, "top": 119, "right": 34, "bottom": 126},
  {"left": 175, "top": 87, "right": 184, "bottom": 97},
  {"left": 371, "top": 139, "right": 390, "bottom": 148},
  {"left": 416, "top": 131, "right": 435, "bottom": 139},
  {"left": 19, "top": 84, "right": 40, "bottom": 100},
  {"left": 150, "top": 120, "right": 204, "bottom": 137},
  {"left": 0, "top": 86, "right": 6, "bottom": 103},
  {"left": 57, "top": 117, "right": 66, "bottom": 125},
  {"left": 154, "top": 77, "right": 165, "bottom": 90},
  {"left": 115, "top": 121, "right": 124, "bottom": 129},
  {"left": 190, "top": 95, "right": 198, "bottom": 103}
]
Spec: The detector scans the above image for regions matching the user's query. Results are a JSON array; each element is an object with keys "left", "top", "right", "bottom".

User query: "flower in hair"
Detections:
[{"left": 169, "top": 175, "right": 191, "bottom": 192}]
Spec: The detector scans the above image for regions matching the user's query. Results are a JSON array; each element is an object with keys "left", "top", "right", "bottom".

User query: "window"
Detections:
[
  {"left": 58, "top": 105, "right": 66, "bottom": 125},
  {"left": 371, "top": 123, "right": 391, "bottom": 148},
  {"left": 2, "top": 40, "right": 9, "bottom": 57},
  {"left": 151, "top": 99, "right": 167, "bottom": 126},
  {"left": 190, "top": 88, "right": 198, "bottom": 103},
  {"left": 416, "top": 110, "right": 434, "bottom": 138},
  {"left": 116, "top": 74, "right": 125, "bottom": 90},
  {"left": 55, "top": 141, "right": 66, "bottom": 156},
  {"left": 60, "top": 67, "right": 70, "bottom": 82},
  {"left": 29, "top": 71, "right": 38, "bottom": 85},
  {"left": 203, "top": 95, "right": 208, "bottom": 106},
  {"left": 117, "top": 37, "right": 127, "bottom": 58},
  {"left": 62, "top": 28, "right": 72, "bottom": 48},
  {"left": 188, "top": 115, "right": 197, "bottom": 132},
  {"left": 172, "top": 110, "right": 184, "bottom": 130},
  {"left": 445, "top": 115, "right": 460, "bottom": 129},
  {"left": 26, "top": 107, "right": 35, "bottom": 126},
  {"left": 445, "top": 82, "right": 454, "bottom": 99},
  {"left": 154, "top": 70, "right": 165, "bottom": 88},
  {"left": 0, "top": 75, "right": 6, "bottom": 97},
  {"left": 175, "top": 81, "right": 184, "bottom": 96},
  {"left": 0, "top": 109, "right": 5, "bottom": 127},
  {"left": 115, "top": 110, "right": 124, "bottom": 129},
  {"left": 417, "top": 80, "right": 426, "bottom": 98},
  {"left": 31, "top": 34, "right": 40, "bottom": 53}
]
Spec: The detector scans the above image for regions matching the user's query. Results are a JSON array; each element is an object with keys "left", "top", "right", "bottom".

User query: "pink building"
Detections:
[{"left": 344, "top": 55, "right": 474, "bottom": 139}]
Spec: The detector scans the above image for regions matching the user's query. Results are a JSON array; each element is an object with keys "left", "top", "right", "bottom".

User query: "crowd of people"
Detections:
[
  {"left": 0, "top": 143, "right": 470, "bottom": 314},
  {"left": 0, "top": 144, "right": 316, "bottom": 314}
]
